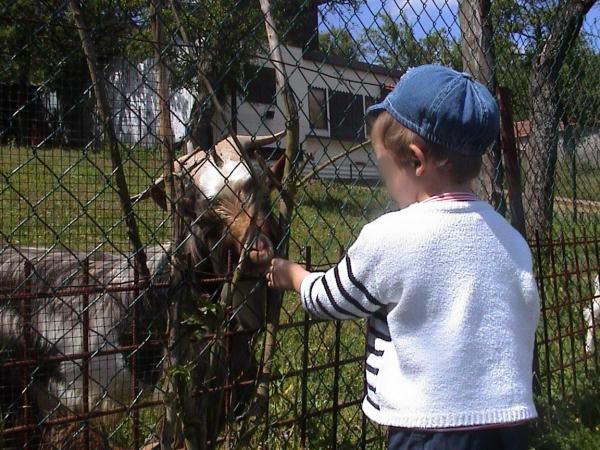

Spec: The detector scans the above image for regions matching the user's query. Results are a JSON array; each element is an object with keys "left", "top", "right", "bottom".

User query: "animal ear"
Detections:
[
  {"left": 270, "top": 154, "right": 286, "bottom": 186},
  {"left": 131, "top": 149, "right": 209, "bottom": 211},
  {"left": 175, "top": 186, "right": 197, "bottom": 218}
]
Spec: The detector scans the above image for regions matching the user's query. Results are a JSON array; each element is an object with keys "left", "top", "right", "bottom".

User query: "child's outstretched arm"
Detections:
[{"left": 267, "top": 229, "right": 386, "bottom": 321}]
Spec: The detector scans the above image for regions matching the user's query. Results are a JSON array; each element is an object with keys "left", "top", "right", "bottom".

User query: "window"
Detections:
[
  {"left": 243, "top": 65, "right": 276, "bottom": 104},
  {"left": 308, "top": 87, "right": 327, "bottom": 130},
  {"left": 329, "top": 90, "right": 364, "bottom": 141}
]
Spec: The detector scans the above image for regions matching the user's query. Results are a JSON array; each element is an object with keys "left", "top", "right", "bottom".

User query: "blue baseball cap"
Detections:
[{"left": 366, "top": 64, "right": 500, "bottom": 156}]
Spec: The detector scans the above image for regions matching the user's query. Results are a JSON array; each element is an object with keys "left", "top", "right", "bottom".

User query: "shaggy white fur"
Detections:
[
  {"left": 195, "top": 158, "right": 253, "bottom": 200},
  {"left": 584, "top": 274, "right": 600, "bottom": 353}
]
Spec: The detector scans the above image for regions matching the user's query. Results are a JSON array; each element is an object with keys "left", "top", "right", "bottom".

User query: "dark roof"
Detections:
[{"left": 302, "top": 50, "right": 404, "bottom": 79}]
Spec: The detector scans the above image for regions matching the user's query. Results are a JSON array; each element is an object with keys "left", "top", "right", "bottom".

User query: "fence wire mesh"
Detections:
[{"left": 1, "top": 0, "right": 600, "bottom": 449}]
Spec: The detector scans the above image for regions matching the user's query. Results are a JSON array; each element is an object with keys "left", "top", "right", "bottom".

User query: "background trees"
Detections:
[
  {"left": 0, "top": 0, "right": 146, "bottom": 145},
  {"left": 319, "top": 0, "right": 599, "bottom": 234},
  {"left": 2, "top": 0, "right": 599, "bottom": 234}
]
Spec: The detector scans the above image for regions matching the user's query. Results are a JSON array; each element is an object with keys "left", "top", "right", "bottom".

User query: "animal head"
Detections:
[
  {"left": 175, "top": 173, "right": 279, "bottom": 279},
  {"left": 135, "top": 131, "right": 286, "bottom": 278}
]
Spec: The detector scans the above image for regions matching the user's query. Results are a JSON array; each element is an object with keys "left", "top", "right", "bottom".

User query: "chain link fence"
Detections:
[{"left": 1, "top": 1, "right": 600, "bottom": 449}]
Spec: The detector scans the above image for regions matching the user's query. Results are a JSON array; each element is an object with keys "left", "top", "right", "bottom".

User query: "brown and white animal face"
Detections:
[
  {"left": 179, "top": 177, "right": 278, "bottom": 276},
  {"left": 136, "top": 131, "right": 285, "bottom": 330},
  {"left": 211, "top": 192, "right": 275, "bottom": 273},
  {"left": 138, "top": 131, "right": 285, "bottom": 270}
]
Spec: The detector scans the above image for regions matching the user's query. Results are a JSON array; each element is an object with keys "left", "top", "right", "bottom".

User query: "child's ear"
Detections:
[{"left": 409, "top": 144, "right": 426, "bottom": 176}]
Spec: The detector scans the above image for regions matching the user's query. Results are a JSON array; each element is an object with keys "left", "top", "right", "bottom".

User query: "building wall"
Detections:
[
  {"left": 235, "top": 46, "right": 398, "bottom": 181},
  {"left": 107, "top": 46, "right": 398, "bottom": 182}
]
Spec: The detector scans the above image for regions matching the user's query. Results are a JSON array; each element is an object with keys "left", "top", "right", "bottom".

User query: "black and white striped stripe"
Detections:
[
  {"left": 369, "top": 326, "right": 391, "bottom": 342},
  {"left": 369, "top": 318, "right": 391, "bottom": 342},
  {"left": 301, "top": 255, "right": 384, "bottom": 320},
  {"left": 363, "top": 310, "right": 393, "bottom": 413},
  {"left": 366, "top": 343, "right": 384, "bottom": 357},
  {"left": 299, "top": 251, "right": 390, "bottom": 412},
  {"left": 365, "top": 393, "right": 381, "bottom": 410}
]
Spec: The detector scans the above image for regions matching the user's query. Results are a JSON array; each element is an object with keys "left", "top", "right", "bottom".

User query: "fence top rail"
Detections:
[{"left": 0, "top": 273, "right": 266, "bottom": 302}]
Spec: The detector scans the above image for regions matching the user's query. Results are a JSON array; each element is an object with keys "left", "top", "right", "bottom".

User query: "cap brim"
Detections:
[
  {"left": 365, "top": 102, "right": 386, "bottom": 118},
  {"left": 365, "top": 102, "right": 386, "bottom": 131}
]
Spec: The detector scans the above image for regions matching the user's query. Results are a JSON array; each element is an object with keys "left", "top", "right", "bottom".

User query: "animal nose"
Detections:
[{"left": 249, "top": 235, "right": 274, "bottom": 268}]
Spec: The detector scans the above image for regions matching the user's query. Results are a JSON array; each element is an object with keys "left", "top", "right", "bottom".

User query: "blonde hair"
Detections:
[{"left": 370, "top": 111, "right": 483, "bottom": 183}]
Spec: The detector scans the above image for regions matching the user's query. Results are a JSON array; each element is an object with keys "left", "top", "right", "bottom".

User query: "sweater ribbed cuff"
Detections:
[{"left": 362, "top": 399, "right": 538, "bottom": 429}]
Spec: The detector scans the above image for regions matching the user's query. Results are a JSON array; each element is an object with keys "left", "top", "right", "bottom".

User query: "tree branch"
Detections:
[
  {"left": 298, "top": 140, "right": 371, "bottom": 186},
  {"left": 68, "top": 0, "right": 151, "bottom": 282}
]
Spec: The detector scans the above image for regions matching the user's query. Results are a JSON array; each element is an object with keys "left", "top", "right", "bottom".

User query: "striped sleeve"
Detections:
[{"left": 299, "top": 227, "right": 386, "bottom": 320}]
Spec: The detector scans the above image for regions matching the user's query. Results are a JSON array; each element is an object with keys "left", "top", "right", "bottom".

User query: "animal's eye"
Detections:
[{"left": 243, "top": 178, "right": 256, "bottom": 193}]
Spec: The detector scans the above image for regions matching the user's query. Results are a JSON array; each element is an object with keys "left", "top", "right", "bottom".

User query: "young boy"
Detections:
[{"left": 266, "top": 64, "right": 539, "bottom": 450}]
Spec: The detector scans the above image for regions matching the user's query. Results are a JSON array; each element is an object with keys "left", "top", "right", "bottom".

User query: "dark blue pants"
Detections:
[{"left": 387, "top": 423, "right": 530, "bottom": 450}]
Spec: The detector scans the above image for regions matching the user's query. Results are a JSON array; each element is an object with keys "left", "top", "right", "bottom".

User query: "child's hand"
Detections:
[
  {"left": 267, "top": 258, "right": 309, "bottom": 292},
  {"left": 266, "top": 258, "right": 295, "bottom": 290}
]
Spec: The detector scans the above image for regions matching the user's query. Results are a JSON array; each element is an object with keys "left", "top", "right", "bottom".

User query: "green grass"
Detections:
[
  {"left": 0, "top": 146, "right": 168, "bottom": 251},
  {"left": 554, "top": 158, "right": 600, "bottom": 203},
  {"left": 2, "top": 146, "right": 600, "bottom": 449},
  {"left": 531, "top": 372, "right": 600, "bottom": 450}
]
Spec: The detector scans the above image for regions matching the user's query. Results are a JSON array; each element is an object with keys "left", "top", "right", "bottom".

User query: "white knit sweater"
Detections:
[{"left": 300, "top": 199, "right": 539, "bottom": 429}]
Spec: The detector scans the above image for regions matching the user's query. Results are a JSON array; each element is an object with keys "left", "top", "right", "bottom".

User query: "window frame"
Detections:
[
  {"left": 243, "top": 65, "right": 276, "bottom": 105},
  {"left": 308, "top": 86, "right": 329, "bottom": 131}
]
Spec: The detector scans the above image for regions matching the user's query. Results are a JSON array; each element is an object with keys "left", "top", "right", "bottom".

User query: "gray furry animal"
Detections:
[{"left": 0, "top": 131, "right": 285, "bottom": 446}]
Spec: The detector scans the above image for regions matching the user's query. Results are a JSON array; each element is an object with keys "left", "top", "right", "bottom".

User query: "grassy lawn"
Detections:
[
  {"left": 554, "top": 157, "right": 600, "bottom": 203},
  {"left": 0, "top": 146, "right": 169, "bottom": 251},
  {"left": 0, "top": 146, "right": 389, "bottom": 449},
  {"left": 2, "top": 145, "right": 600, "bottom": 449}
]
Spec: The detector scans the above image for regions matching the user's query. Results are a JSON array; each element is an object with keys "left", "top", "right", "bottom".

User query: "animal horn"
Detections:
[{"left": 236, "top": 130, "right": 286, "bottom": 151}]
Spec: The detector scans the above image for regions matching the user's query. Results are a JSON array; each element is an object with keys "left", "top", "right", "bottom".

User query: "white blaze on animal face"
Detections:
[
  {"left": 132, "top": 131, "right": 285, "bottom": 210},
  {"left": 195, "top": 158, "right": 253, "bottom": 201}
]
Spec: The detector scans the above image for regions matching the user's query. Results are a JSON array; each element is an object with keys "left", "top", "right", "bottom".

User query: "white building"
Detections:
[
  {"left": 237, "top": 46, "right": 401, "bottom": 181},
  {"left": 108, "top": 46, "right": 401, "bottom": 182}
]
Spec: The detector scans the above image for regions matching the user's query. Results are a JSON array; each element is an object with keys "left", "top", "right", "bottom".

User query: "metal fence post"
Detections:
[
  {"left": 300, "top": 246, "right": 311, "bottom": 449},
  {"left": 535, "top": 231, "right": 552, "bottom": 418},
  {"left": 19, "top": 260, "right": 33, "bottom": 450},
  {"left": 82, "top": 258, "right": 90, "bottom": 450}
]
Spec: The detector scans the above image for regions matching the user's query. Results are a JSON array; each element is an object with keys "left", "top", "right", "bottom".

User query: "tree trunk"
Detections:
[
  {"left": 68, "top": 0, "right": 151, "bottom": 280},
  {"left": 458, "top": 0, "right": 494, "bottom": 85},
  {"left": 497, "top": 87, "right": 527, "bottom": 238},
  {"left": 458, "top": 0, "right": 504, "bottom": 210},
  {"left": 524, "top": 0, "right": 595, "bottom": 237}
]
